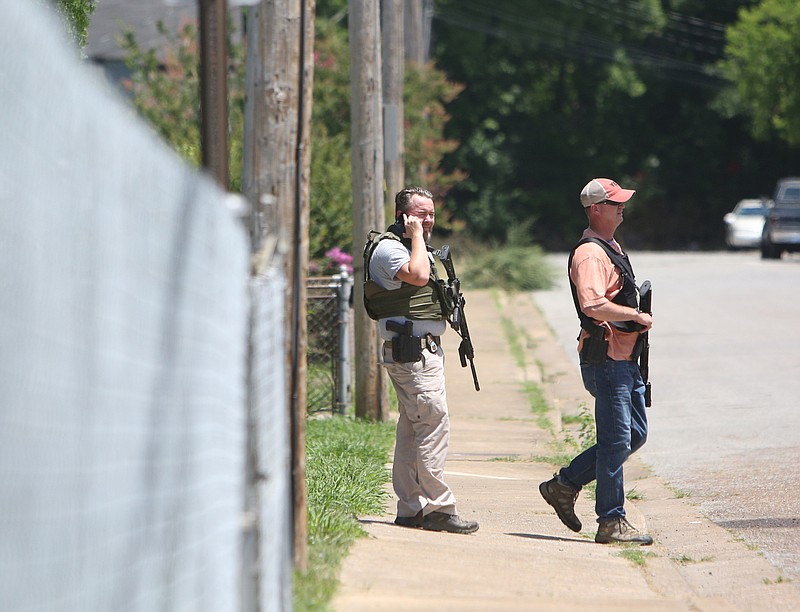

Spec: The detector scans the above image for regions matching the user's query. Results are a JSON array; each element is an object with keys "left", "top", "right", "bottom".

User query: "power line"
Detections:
[{"left": 432, "top": 0, "right": 725, "bottom": 87}]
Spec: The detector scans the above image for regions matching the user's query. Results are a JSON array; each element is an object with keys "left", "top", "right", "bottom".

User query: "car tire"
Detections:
[{"left": 760, "top": 237, "right": 781, "bottom": 259}]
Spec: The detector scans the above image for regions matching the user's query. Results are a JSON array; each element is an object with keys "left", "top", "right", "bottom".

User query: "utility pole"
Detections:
[
  {"left": 404, "top": 0, "right": 432, "bottom": 65},
  {"left": 242, "top": 0, "right": 315, "bottom": 572},
  {"left": 350, "top": 0, "right": 387, "bottom": 421},
  {"left": 382, "top": 0, "right": 404, "bottom": 214},
  {"left": 404, "top": 0, "right": 423, "bottom": 65},
  {"left": 198, "top": 0, "right": 229, "bottom": 187}
]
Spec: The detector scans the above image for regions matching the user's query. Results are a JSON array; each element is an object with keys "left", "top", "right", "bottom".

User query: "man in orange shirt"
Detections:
[{"left": 539, "top": 178, "right": 654, "bottom": 545}]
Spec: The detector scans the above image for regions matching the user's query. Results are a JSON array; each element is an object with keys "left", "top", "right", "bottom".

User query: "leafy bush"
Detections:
[
  {"left": 461, "top": 244, "right": 555, "bottom": 291},
  {"left": 54, "top": 0, "right": 97, "bottom": 47},
  {"left": 120, "top": 22, "right": 246, "bottom": 191}
]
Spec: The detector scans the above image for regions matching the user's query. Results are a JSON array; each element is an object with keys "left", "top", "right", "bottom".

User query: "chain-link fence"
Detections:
[
  {"left": 0, "top": 4, "right": 291, "bottom": 611},
  {"left": 306, "top": 269, "right": 354, "bottom": 415}
]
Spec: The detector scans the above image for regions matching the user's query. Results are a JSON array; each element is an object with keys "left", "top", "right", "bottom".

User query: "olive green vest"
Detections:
[{"left": 362, "top": 230, "right": 452, "bottom": 321}]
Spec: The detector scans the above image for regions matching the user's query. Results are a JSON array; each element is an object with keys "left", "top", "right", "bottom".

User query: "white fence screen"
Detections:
[{"left": 0, "top": 2, "right": 290, "bottom": 611}]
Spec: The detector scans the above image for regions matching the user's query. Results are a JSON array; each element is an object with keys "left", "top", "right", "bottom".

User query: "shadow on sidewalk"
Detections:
[{"left": 506, "top": 532, "right": 593, "bottom": 545}]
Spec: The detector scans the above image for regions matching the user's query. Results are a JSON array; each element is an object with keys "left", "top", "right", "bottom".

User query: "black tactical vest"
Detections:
[{"left": 567, "top": 237, "right": 643, "bottom": 334}]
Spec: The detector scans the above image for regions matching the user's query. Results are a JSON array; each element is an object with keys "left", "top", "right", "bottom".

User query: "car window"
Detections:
[{"left": 739, "top": 207, "right": 768, "bottom": 216}]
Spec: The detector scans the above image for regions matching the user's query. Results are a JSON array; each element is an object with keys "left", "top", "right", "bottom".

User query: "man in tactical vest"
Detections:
[
  {"left": 539, "top": 178, "right": 654, "bottom": 545},
  {"left": 363, "top": 186, "right": 479, "bottom": 535}
]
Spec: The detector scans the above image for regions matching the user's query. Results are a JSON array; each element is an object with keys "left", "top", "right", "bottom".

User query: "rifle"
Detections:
[
  {"left": 638, "top": 280, "right": 652, "bottom": 407},
  {"left": 434, "top": 245, "right": 480, "bottom": 391}
]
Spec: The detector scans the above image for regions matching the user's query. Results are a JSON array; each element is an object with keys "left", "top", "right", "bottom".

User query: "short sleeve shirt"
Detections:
[
  {"left": 369, "top": 239, "right": 410, "bottom": 291},
  {"left": 570, "top": 229, "right": 639, "bottom": 361},
  {"left": 368, "top": 238, "right": 447, "bottom": 340}
]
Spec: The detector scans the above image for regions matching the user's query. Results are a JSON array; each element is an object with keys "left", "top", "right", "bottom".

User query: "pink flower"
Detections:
[{"left": 324, "top": 247, "right": 353, "bottom": 274}]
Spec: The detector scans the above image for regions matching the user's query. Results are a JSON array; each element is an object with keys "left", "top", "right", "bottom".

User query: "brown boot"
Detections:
[
  {"left": 539, "top": 474, "right": 581, "bottom": 532},
  {"left": 595, "top": 517, "right": 653, "bottom": 545}
]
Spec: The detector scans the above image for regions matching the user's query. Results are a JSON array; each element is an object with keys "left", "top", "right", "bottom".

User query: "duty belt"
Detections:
[{"left": 385, "top": 334, "right": 441, "bottom": 353}]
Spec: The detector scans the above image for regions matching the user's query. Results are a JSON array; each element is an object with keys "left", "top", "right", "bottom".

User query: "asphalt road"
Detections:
[{"left": 532, "top": 249, "right": 800, "bottom": 581}]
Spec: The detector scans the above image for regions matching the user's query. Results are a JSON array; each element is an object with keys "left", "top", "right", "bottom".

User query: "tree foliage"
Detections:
[
  {"left": 308, "top": 7, "right": 464, "bottom": 261},
  {"left": 718, "top": 0, "right": 800, "bottom": 147},
  {"left": 114, "top": 1, "right": 797, "bottom": 256},
  {"left": 120, "top": 22, "right": 246, "bottom": 192},
  {"left": 307, "top": 16, "right": 353, "bottom": 264},
  {"left": 119, "top": 7, "right": 462, "bottom": 266},
  {"left": 431, "top": 0, "right": 799, "bottom": 249},
  {"left": 404, "top": 63, "right": 465, "bottom": 210},
  {"left": 50, "top": 0, "right": 96, "bottom": 47}
]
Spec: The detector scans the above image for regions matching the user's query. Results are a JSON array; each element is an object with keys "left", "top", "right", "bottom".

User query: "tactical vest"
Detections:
[
  {"left": 362, "top": 229, "right": 451, "bottom": 321},
  {"left": 567, "top": 237, "right": 643, "bottom": 334}
]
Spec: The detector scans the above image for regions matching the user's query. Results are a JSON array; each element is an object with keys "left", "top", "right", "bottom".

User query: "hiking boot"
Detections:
[
  {"left": 394, "top": 510, "right": 423, "bottom": 528},
  {"left": 595, "top": 517, "right": 653, "bottom": 546},
  {"left": 539, "top": 474, "right": 582, "bottom": 532},
  {"left": 421, "top": 511, "right": 479, "bottom": 534}
]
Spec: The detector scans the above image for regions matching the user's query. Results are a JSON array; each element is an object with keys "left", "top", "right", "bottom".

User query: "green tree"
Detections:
[
  {"left": 308, "top": 16, "right": 353, "bottom": 264},
  {"left": 431, "top": 0, "right": 799, "bottom": 249},
  {"left": 119, "top": 7, "right": 465, "bottom": 264},
  {"left": 120, "top": 22, "right": 246, "bottom": 191},
  {"left": 53, "top": 0, "right": 97, "bottom": 47},
  {"left": 309, "top": 9, "right": 464, "bottom": 263},
  {"left": 404, "top": 62, "right": 465, "bottom": 214},
  {"left": 433, "top": 0, "right": 666, "bottom": 246},
  {"left": 718, "top": 0, "right": 800, "bottom": 147}
]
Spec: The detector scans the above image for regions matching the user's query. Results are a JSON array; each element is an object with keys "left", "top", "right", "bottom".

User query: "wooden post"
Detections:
[
  {"left": 198, "top": 0, "right": 229, "bottom": 187},
  {"left": 350, "top": 0, "right": 387, "bottom": 421},
  {"left": 404, "top": 0, "right": 422, "bottom": 65},
  {"left": 382, "top": 0, "right": 404, "bottom": 215},
  {"left": 404, "top": 0, "right": 432, "bottom": 65},
  {"left": 242, "top": 0, "right": 315, "bottom": 572}
]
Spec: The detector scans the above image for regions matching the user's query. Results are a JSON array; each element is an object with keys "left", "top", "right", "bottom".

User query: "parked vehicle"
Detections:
[
  {"left": 723, "top": 198, "right": 770, "bottom": 249},
  {"left": 761, "top": 177, "right": 800, "bottom": 259}
]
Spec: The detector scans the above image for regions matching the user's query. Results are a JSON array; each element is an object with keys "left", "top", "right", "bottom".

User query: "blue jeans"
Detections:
[{"left": 559, "top": 359, "right": 648, "bottom": 521}]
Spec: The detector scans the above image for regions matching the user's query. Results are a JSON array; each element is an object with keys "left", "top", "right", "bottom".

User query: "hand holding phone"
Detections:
[{"left": 401, "top": 213, "right": 424, "bottom": 239}]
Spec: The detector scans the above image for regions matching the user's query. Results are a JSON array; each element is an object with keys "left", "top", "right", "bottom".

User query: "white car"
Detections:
[{"left": 723, "top": 198, "right": 771, "bottom": 249}]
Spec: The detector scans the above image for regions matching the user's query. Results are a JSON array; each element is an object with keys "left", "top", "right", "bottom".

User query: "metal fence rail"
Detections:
[{"left": 306, "top": 270, "right": 353, "bottom": 415}]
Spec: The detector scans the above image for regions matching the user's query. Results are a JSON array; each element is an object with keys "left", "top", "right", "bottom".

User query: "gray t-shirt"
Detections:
[{"left": 369, "top": 238, "right": 447, "bottom": 340}]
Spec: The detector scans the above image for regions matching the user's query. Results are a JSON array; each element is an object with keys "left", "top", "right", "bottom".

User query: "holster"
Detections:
[
  {"left": 391, "top": 333, "right": 422, "bottom": 363},
  {"left": 580, "top": 326, "right": 608, "bottom": 365}
]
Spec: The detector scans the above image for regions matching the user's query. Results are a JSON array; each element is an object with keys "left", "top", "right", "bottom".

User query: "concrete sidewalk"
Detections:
[{"left": 332, "top": 290, "right": 800, "bottom": 611}]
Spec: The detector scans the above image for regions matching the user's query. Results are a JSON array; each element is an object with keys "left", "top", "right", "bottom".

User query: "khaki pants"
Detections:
[{"left": 384, "top": 345, "right": 457, "bottom": 518}]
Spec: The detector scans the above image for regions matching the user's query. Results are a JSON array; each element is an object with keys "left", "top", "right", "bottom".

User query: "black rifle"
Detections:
[
  {"left": 638, "top": 280, "right": 652, "bottom": 407},
  {"left": 435, "top": 245, "right": 480, "bottom": 391}
]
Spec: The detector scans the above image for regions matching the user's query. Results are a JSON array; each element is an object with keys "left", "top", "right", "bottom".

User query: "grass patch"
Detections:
[
  {"left": 616, "top": 547, "right": 657, "bottom": 566},
  {"left": 626, "top": 487, "right": 645, "bottom": 501},
  {"left": 522, "top": 381, "right": 553, "bottom": 431},
  {"left": 667, "top": 484, "right": 690, "bottom": 499},
  {"left": 501, "top": 316, "right": 527, "bottom": 369},
  {"left": 495, "top": 300, "right": 554, "bottom": 432},
  {"left": 487, "top": 455, "right": 525, "bottom": 462},
  {"left": 461, "top": 244, "right": 555, "bottom": 291},
  {"left": 533, "top": 403, "right": 597, "bottom": 493},
  {"left": 561, "top": 403, "right": 596, "bottom": 453},
  {"left": 763, "top": 576, "right": 792, "bottom": 585},
  {"left": 294, "top": 416, "right": 395, "bottom": 611},
  {"left": 673, "top": 554, "right": 715, "bottom": 565}
]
